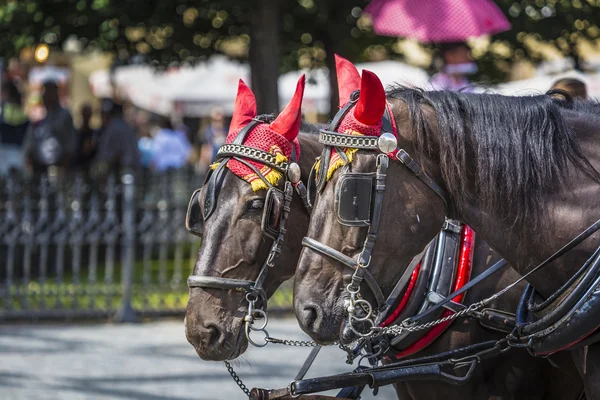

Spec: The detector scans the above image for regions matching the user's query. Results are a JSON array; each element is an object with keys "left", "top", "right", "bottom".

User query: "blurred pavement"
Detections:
[{"left": 0, "top": 318, "right": 396, "bottom": 400}]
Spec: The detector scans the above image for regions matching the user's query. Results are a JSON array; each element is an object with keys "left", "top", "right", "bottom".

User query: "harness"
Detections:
[
  {"left": 185, "top": 115, "right": 311, "bottom": 347},
  {"left": 190, "top": 100, "right": 600, "bottom": 399},
  {"left": 299, "top": 88, "right": 600, "bottom": 383}
]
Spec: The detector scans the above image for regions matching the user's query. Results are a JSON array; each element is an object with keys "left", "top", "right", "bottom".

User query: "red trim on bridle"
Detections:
[{"left": 388, "top": 226, "right": 476, "bottom": 360}]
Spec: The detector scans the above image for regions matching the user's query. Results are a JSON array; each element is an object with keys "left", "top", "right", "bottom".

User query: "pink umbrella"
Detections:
[{"left": 364, "top": 0, "right": 510, "bottom": 42}]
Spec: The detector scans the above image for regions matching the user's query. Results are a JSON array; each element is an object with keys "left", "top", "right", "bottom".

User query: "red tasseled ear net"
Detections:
[
  {"left": 354, "top": 70, "right": 386, "bottom": 125},
  {"left": 270, "top": 74, "right": 305, "bottom": 142},
  {"left": 335, "top": 54, "right": 361, "bottom": 106},
  {"left": 229, "top": 79, "right": 257, "bottom": 134}
]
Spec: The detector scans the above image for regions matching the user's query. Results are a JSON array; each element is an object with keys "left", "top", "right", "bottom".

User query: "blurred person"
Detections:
[
  {"left": 92, "top": 98, "right": 140, "bottom": 175},
  {"left": 24, "top": 80, "right": 76, "bottom": 173},
  {"left": 73, "top": 103, "right": 98, "bottom": 171},
  {"left": 150, "top": 116, "right": 191, "bottom": 171},
  {"left": 0, "top": 79, "right": 29, "bottom": 175},
  {"left": 549, "top": 78, "right": 588, "bottom": 100},
  {"left": 138, "top": 131, "right": 155, "bottom": 170},
  {"left": 430, "top": 42, "right": 478, "bottom": 92},
  {"left": 198, "top": 106, "right": 228, "bottom": 171}
]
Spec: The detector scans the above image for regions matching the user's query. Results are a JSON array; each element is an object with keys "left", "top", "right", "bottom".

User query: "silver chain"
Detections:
[
  {"left": 224, "top": 361, "right": 252, "bottom": 398},
  {"left": 371, "top": 301, "right": 485, "bottom": 338},
  {"left": 224, "top": 339, "right": 358, "bottom": 398}
]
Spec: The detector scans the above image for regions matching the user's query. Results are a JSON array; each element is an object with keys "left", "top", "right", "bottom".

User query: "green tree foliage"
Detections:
[
  {"left": 458, "top": 1, "right": 600, "bottom": 82},
  {"left": 2, "top": 0, "right": 600, "bottom": 85},
  {"left": 0, "top": 0, "right": 248, "bottom": 64}
]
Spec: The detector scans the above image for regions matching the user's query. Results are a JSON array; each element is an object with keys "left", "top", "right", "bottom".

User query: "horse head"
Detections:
[
  {"left": 184, "top": 76, "right": 312, "bottom": 360},
  {"left": 294, "top": 56, "right": 445, "bottom": 344}
]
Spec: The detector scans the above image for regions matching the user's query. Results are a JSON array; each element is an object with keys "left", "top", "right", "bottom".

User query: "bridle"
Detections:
[
  {"left": 186, "top": 115, "right": 311, "bottom": 347},
  {"left": 302, "top": 90, "right": 449, "bottom": 338}
]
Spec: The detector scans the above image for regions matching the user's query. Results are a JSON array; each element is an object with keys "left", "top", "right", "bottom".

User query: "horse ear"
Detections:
[
  {"left": 230, "top": 79, "right": 257, "bottom": 133},
  {"left": 335, "top": 54, "right": 361, "bottom": 106},
  {"left": 270, "top": 74, "right": 305, "bottom": 142},
  {"left": 354, "top": 70, "right": 386, "bottom": 125}
]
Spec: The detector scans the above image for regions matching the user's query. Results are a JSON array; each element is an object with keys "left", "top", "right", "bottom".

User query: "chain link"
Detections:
[
  {"left": 224, "top": 339, "right": 358, "bottom": 398},
  {"left": 265, "top": 337, "right": 321, "bottom": 347},
  {"left": 265, "top": 336, "right": 356, "bottom": 361},
  {"left": 224, "top": 361, "right": 252, "bottom": 398},
  {"left": 372, "top": 301, "right": 485, "bottom": 338}
]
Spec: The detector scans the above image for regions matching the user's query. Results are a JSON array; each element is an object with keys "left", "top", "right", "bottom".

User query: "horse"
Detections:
[
  {"left": 184, "top": 59, "right": 583, "bottom": 399},
  {"left": 293, "top": 60, "right": 600, "bottom": 398},
  {"left": 183, "top": 76, "right": 321, "bottom": 361}
]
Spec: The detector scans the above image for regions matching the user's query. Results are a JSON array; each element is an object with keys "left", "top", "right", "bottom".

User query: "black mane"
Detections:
[{"left": 387, "top": 87, "right": 600, "bottom": 235}]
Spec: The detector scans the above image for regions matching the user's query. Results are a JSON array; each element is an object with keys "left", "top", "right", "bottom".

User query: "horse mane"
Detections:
[{"left": 387, "top": 86, "right": 600, "bottom": 235}]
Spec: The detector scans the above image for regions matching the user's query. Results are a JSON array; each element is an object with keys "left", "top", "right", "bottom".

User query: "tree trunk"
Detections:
[
  {"left": 320, "top": 4, "right": 345, "bottom": 120},
  {"left": 249, "top": 0, "right": 280, "bottom": 114},
  {"left": 322, "top": 32, "right": 340, "bottom": 120}
]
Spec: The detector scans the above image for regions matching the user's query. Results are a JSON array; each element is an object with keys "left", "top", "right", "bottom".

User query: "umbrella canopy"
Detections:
[{"left": 365, "top": 0, "right": 510, "bottom": 42}]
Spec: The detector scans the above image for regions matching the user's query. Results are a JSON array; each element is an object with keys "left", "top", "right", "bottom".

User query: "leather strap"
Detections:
[
  {"left": 395, "top": 149, "right": 448, "bottom": 209},
  {"left": 188, "top": 275, "right": 256, "bottom": 293},
  {"left": 407, "top": 258, "right": 509, "bottom": 324},
  {"left": 302, "top": 237, "right": 386, "bottom": 309},
  {"left": 295, "top": 346, "right": 322, "bottom": 380}
]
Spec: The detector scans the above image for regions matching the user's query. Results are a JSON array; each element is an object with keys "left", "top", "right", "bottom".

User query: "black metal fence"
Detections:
[{"left": 0, "top": 169, "right": 293, "bottom": 322}]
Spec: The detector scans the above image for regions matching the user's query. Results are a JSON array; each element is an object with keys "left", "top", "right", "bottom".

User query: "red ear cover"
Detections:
[
  {"left": 335, "top": 54, "right": 361, "bottom": 106},
  {"left": 354, "top": 70, "right": 386, "bottom": 125},
  {"left": 270, "top": 74, "right": 306, "bottom": 142},
  {"left": 229, "top": 79, "right": 257, "bottom": 133}
]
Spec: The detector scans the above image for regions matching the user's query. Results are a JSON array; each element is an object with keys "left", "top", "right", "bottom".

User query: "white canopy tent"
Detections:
[
  {"left": 90, "top": 57, "right": 430, "bottom": 117},
  {"left": 495, "top": 70, "right": 600, "bottom": 99}
]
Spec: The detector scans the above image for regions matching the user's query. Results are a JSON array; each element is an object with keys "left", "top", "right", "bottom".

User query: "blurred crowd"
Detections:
[
  {"left": 0, "top": 78, "right": 230, "bottom": 177},
  {"left": 1, "top": 52, "right": 589, "bottom": 179}
]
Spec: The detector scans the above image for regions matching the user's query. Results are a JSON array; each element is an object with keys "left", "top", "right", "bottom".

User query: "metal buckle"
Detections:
[{"left": 442, "top": 219, "right": 462, "bottom": 233}]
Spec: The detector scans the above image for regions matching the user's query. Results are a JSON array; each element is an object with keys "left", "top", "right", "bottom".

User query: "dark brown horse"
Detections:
[
  {"left": 294, "top": 63, "right": 600, "bottom": 398},
  {"left": 184, "top": 77, "right": 321, "bottom": 361},
  {"left": 184, "top": 63, "right": 583, "bottom": 399}
]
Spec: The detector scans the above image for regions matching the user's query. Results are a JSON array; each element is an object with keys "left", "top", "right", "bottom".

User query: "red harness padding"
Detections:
[
  {"left": 380, "top": 263, "right": 422, "bottom": 328},
  {"left": 389, "top": 226, "right": 476, "bottom": 359}
]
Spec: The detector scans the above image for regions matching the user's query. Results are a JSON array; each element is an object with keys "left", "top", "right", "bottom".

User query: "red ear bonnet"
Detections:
[
  {"left": 229, "top": 79, "right": 257, "bottom": 133},
  {"left": 270, "top": 75, "right": 306, "bottom": 142},
  {"left": 354, "top": 70, "right": 386, "bottom": 125},
  {"left": 335, "top": 54, "right": 361, "bottom": 106}
]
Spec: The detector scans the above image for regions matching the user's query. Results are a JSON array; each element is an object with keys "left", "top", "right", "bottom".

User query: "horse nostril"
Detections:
[
  {"left": 206, "top": 324, "right": 222, "bottom": 347},
  {"left": 300, "top": 303, "right": 323, "bottom": 332}
]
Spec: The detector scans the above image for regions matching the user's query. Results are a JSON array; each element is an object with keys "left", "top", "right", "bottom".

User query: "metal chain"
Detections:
[
  {"left": 224, "top": 361, "right": 252, "bottom": 398},
  {"left": 372, "top": 301, "right": 485, "bottom": 338},
  {"left": 265, "top": 337, "right": 355, "bottom": 360},
  {"left": 265, "top": 337, "right": 321, "bottom": 347},
  {"left": 224, "top": 341, "right": 358, "bottom": 398}
]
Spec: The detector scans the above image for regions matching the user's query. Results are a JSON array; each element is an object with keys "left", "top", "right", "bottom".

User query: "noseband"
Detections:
[
  {"left": 186, "top": 115, "right": 312, "bottom": 347},
  {"left": 302, "top": 91, "right": 449, "bottom": 337}
]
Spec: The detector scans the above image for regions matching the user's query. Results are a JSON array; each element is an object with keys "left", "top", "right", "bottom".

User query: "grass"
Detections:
[{"left": 1, "top": 257, "right": 295, "bottom": 318}]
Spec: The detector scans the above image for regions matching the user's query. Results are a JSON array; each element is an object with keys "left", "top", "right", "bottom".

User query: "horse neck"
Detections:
[{"left": 433, "top": 118, "right": 600, "bottom": 297}]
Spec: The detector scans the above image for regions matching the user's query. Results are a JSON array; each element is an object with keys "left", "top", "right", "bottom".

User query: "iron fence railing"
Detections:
[{"left": 0, "top": 169, "right": 293, "bottom": 321}]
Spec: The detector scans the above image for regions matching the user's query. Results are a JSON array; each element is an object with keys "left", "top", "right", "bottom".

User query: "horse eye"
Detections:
[{"left": 248, "top": 199, "right": 265, "bottom": 211}]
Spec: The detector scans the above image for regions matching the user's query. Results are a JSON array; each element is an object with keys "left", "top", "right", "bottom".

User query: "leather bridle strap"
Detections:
[
  {"left": 302, "top": 237, "right": 386, "bottom": 308},
  {"left": 187, "top": 276, "right": 267, "bottom": 301},
  {"left": 395, "top": 149, "right": 448, "bottom": 209},
  {"left": 318, "top": 131, "right": 449, "bottom": 209}
]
